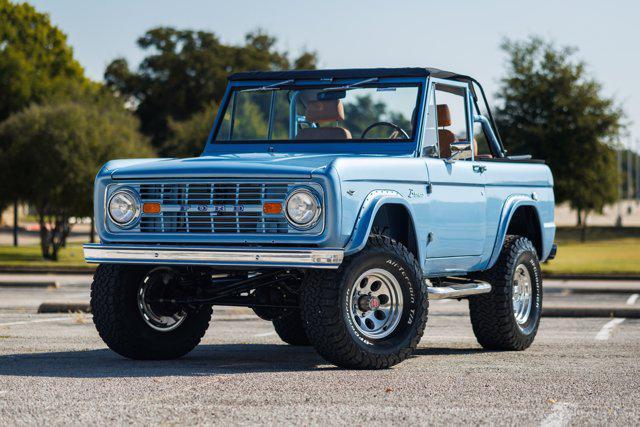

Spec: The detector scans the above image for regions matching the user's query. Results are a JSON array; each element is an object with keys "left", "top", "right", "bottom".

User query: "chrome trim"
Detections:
[
  {"left": 104, "top": 180, "right": 325, "bottom": 236},
  {"left": 426, "top": 280, "right": 492, "bottom": 300},
  {"left": 107, "top": 188, "right": 140, "bottom": 228},
  {"left": 348, "top": 268, "right": 403, "bottom": 340},
  {"left": 284, "top": 187, "right": 322, "bottom": 230},
  {"left": 83, "top": 244, "right": 343, "bottom": 269}
]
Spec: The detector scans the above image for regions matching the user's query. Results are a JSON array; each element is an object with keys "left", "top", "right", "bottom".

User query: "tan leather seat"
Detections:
[
  {"left": 296, "top": 99, "right": 352, "bottom": 140},
  {"left": 437, "top": 104, "right": 455, "bottom": 158}
]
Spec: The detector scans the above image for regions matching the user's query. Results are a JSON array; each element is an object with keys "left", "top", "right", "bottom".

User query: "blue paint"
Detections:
[{"left": 90, "top": 69, "right": 556, "bottom": 277}]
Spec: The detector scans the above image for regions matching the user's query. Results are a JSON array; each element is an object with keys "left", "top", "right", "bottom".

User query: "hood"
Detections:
[{"left": 109, "top": 152, "right": 362, "bottom": 180}]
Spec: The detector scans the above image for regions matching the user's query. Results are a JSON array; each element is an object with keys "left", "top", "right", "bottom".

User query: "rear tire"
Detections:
[
  {"left": 272, "top": 310, "right": 310, "bottom": 346},
  {"left": 301, "top": 235, "right": 428, "bottom": 369},
  {"left": 90, "top": 264, "right": 212, "bottom": 360},
  {"left": 469, "top": 235, "right": 543, "bottom": 350}
]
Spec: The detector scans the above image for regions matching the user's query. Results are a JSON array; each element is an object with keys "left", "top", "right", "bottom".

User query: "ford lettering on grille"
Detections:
[{"left": 169, "top": 204, "right": 250, "bottom": 213}]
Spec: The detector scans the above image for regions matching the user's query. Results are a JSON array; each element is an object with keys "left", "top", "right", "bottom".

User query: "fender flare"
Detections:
[
  {"left": 486, "top": 194, "right": 544, "bottom": 269},
  {"left": 343, "top": 190, "right": 421, "bottom": 260}
]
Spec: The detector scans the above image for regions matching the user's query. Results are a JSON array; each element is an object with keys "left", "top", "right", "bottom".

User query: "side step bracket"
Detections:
[{"left": 426, "top": 279, "right": 492, "bottom": 300}]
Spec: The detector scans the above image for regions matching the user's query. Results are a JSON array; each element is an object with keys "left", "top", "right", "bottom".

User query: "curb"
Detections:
[
  {"left": 0, "top": 280, "right": 58, "bottom": 288},
  {"left": 544, "top": 286, "right": 640, "bottom": 294},
  {"left": 543, "top": 273, "right": 640, "bottom": 281},
  {"left": 0, "top": 266, "right": 95, "bottom": 275},
  {"left": 542, "top": 306, "right": 640, "bottom": 318},
  {"left": 38, "top": 303, "right": 91, "bottom": 314}
]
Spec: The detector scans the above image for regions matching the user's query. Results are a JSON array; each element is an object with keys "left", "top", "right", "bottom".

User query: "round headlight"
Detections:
[
  {"left": 285, "top": 188, "right": 321, "bottom": 229},
  {"left": 108, "top": 190, "right": 140, "bottom": 226}
]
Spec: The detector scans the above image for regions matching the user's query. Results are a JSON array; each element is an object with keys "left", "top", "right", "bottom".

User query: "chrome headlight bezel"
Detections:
[
  {"left": 284, "top": 188, "right": 322, "bottom": 230},
  {"left": 107, "top": 188, "right": 140, "bottom": 228}
]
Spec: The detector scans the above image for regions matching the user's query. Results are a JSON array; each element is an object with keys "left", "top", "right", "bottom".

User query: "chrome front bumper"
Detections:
[{"left": 83, "top": 244, "right": 344, "bottom": 269}]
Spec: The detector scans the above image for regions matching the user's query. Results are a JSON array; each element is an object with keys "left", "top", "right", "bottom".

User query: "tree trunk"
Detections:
[
  {"left": 38, "top": 215, "right": 71, "bottom": 261},
  {"left": 90, "top": 216, "right": 95, "bottom": 243},
  {"left": 39, "top": 215, "right": 50, "bottom": 259},
  {"left": 580, "top": 212, "right": 589, "bottom": 243},
  {"left": 13, "top": 201, "right": 19, "bottom": 247},
  {"left": 576, "top": 208, "right": 582, "bottom": 226}
]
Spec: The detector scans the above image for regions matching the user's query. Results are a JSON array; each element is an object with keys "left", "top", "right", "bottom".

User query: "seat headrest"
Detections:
[
  {"left": 437, "top": 104, "right": 452, "bottom": 127},
  {"left": 305, "top": 100, "right": 345, "bottom": 123}
]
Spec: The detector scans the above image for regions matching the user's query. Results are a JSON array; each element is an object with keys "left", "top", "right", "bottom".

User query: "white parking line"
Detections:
[
  {"left": 595, "top": 318, "right": 625, "bottom": 341},
  {"left": 0, "top": 316, "right": 72, "bottom": 327},
  {"left": 541, "top": 402, "right": 573, "bottom": 427},
  {"left": 626, "top": 293, "right": 639, "bottom": 305},
  {"left": 254, "top": 331, "right": 276, "bottom": 337}
]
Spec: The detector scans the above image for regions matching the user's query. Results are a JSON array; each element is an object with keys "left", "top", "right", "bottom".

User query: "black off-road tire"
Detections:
[
  {"left": 272, "top": 310, "right": 310, "bottom": 346},
  {"left": 301, "top": 235, "right": 428, "bottom": 369},
  {"left": 90, "top": 264, "right": 212, "bottom": 360},
  {"left": 469, "top": 235, "right": 543, "bottom": 351}
]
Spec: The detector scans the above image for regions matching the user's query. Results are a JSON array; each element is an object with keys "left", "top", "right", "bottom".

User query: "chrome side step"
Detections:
[{"left": 426, "top": 280, "right": 492, "bottom": 300}]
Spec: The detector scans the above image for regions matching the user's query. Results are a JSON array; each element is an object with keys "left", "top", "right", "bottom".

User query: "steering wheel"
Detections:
[{"left": 360, "top": 121, "right": 410, "bottom": 140}]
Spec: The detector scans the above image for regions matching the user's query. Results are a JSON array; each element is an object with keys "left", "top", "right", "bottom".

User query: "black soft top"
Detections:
[{"left": 228, "top": 67, "right": 470, "bottom": 82}]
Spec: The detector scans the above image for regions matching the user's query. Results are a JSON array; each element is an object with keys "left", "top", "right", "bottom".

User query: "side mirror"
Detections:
[
  {"left": 450, "top": 142, "right": 471, "bottom": 153},
  {"left": 422, "top": 145, "right": 438, "bottom": 157},
  {"left": 445, "top": 142, "right": 472, "bottom": 163}
]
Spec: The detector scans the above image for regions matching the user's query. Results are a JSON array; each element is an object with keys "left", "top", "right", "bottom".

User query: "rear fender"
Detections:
[{"left": 486, "top": 194, "right": 544, "bottom": 269}]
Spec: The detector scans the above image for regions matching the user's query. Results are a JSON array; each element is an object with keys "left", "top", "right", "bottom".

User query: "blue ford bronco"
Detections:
[{"left": 85, "top": 67, "right": 557, "bottom": 369}]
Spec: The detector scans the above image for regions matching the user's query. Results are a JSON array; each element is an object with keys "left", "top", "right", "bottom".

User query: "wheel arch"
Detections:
[
  {"left": 343, "top": 191, "right": 421, "bottom": 262},
  {"left": 486, "top": 196, "right": 544, "bottom": 269}
]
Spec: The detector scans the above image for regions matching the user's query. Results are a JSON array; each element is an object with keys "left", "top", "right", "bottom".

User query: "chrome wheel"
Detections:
[
  {"left": 512, "top": 264, "right": 533, "bottom": 327},
  {"left": 137, "top": 268, "right": 187, "bottom": 332},
  {"left": 348, "top": 268, "right": 403, "bottom": 340}
]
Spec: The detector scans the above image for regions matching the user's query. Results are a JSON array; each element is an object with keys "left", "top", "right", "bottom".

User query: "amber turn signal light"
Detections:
[
  {"left": 263, "top": 202, "right": 282, "bottom": 214},
  {"left": 143, "top": 203, "right": 161, "bottom": 214}
]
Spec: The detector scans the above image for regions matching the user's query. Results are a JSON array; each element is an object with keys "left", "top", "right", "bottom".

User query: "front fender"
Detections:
[
  {"left": 343, "top": 190, "right": 420, "bottom": 260},
  {"left": 486, "top": 194, "right": 544, "bottom": 269}
]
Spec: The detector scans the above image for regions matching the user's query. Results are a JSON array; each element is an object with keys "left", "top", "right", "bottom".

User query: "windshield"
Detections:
[{"left": 214, "top": 81, "right": 421, "bottom": 143}]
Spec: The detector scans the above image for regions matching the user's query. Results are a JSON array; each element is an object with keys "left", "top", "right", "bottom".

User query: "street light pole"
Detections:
[
  {"left": 627, "top": 140, "right": 633, "bottom": 200},
  {"left": 636, "top": 138, "right": 640, "bottom": 203},
  {"left": 616, "top": 147, "right": 623, "bottom": 227},
  {"left": 12, "top": 200, "right": 18, "bottom": 247}
]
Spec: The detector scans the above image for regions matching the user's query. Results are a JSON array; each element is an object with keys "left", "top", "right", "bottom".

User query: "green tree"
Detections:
[
  {"left": 495, "top": 37, "right": 623, "bottom": 238},
  {"left": 0, "top": 99, "right": 154, "bottom": 259},
  {"left": 164, "top": 103, "right": 218, "bottom": 158},
  {"left": 0, "top": 0, "right": 86, "bottom": 120},
  {"left": 0, "top": 0, "right": 88, "bottom": 221},
  {"left": 104, "top": 27, "right": 317, "bottom": 154}
]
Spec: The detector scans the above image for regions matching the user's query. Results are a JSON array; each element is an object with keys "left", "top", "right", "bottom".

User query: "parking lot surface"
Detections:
[{"left": 0, "top": 283, "right": 638, "bottom": 425}]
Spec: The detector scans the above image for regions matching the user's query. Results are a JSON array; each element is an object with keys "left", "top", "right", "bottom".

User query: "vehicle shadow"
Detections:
[
  {"left": 0, "top": 344, "right": 485, "bottom": 378},
  {"left": 0, "top": 344, "right": 329, "bottom": 378}
]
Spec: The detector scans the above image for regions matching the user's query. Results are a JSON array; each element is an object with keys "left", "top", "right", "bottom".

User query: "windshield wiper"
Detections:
[
  {"left": 242, "top": 79, "right": 295, "bottom": 92},
  {"left": 320, "top": 77, "right": 379, "bottom": 92}
]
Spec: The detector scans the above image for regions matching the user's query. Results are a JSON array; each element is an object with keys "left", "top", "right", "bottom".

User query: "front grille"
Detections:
[{"left": 137, "top": 182, "right": 293, "bottom": 234}]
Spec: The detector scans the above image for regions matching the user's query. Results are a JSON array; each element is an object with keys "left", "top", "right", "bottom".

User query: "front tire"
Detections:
[
  {"left": 90, "top": 264, "right": 212, "bottom": 360},
  {"left": 469, "top": 235, "right": 543, "bottom": 350},
  {"left": 301, "top": 235, "right": 428, "bottom": 369}
]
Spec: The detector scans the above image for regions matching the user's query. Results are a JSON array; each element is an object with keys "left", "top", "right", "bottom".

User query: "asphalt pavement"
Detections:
[{"left": 0, "top": 277, "right": 638, "bottom": 425}]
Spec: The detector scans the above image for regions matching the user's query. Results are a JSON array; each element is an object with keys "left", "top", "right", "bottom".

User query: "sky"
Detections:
[{"left": 30, "top": 0, "right": 640, "bottom": 150}]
